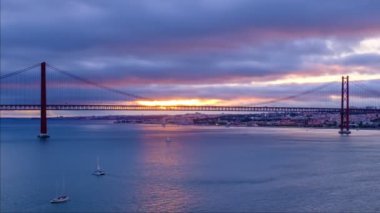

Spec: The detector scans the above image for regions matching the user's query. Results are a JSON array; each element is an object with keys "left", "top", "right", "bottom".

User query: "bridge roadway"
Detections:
[{"left": 1, "top": 104, "right": 379, "bottom": 113}]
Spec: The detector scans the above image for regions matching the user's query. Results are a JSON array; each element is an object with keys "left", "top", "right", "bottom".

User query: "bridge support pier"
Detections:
[
  {"left": 339, "top": 76, "right": 351, "bottom": 135},
  {"left": 38, "top": 62, "right": 49, "bottom": 139}
]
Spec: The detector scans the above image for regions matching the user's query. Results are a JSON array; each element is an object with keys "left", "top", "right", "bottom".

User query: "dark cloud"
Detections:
[{"left": 341, "top": 53, "right": 380, "bottom": 66}]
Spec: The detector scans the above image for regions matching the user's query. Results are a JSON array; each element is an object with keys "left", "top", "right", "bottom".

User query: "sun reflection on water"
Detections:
[{"left": 133, "top": 125, "right": 195, "bottom": 212}]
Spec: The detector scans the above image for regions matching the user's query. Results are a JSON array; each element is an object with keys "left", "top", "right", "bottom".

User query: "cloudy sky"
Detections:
[{"left": 1, "top": 0, "right": 380, "bottom": 111}]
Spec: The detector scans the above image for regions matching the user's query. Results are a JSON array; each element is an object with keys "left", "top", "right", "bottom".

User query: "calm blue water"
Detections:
[{"left": 1, "top": 119, "right": 380, "bottom": 212}]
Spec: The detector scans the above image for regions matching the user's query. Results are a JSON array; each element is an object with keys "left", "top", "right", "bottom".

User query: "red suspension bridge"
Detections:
[{"left": 1, "top": 62, "right": 380, "bottom": 138}]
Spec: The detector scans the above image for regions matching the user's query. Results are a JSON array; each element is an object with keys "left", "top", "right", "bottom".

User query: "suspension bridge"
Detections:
[{"left": 1, "top": 62, "right": 380, "bottom": 138}]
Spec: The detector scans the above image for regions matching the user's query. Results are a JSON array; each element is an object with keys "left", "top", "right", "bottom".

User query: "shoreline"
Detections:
[{"left": 2, "top": 117, "right": 379, "bottom": 131}]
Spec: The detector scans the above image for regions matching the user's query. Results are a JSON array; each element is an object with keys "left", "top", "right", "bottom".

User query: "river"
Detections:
[{"left": 1, "top": 119, "right": 380, "bottom": 212}]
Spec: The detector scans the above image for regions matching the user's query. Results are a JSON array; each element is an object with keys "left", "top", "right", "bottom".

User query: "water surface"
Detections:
[{"left": 1, "top": 119, "right": 380, "bottom": 212}]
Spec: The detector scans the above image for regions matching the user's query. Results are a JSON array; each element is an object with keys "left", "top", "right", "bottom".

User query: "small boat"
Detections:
[
  {"left": 50, "top": 178, "right": 69, "bottom": 204},
  {"left": 50, "top": 195, "right": 70, "bottom": 203},
  {"left": 165, "top": 137, "right": 172, "bottom": 142},
  {"left": 93, "top": 156, "right": 106, "bottom": 176}
]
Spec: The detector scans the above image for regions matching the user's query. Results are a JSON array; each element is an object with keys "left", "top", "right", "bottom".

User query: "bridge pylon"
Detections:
[
  {"left": 38, "top": 61, "right": 49, "bottom": 139},
  {"left": 339, "top": 76, "right": 351, "bottom": 135}
]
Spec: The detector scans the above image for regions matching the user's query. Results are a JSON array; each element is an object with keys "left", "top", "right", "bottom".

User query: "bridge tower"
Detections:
[
  {"left": 38, "top": 62, "right": 49, "bottom": 138},
  {"left": 339, "top": 76, "right": 351, "bottom": 135}
]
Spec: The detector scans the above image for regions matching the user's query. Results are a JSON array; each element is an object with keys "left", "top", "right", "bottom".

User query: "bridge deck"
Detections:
[{"left": 1, "top": 104, "right": 379, "bottom": 113}]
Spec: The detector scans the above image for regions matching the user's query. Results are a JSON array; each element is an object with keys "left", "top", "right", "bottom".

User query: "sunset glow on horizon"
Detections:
[{"left": 136, "top": 99, "right": 221, "bottom": 106}]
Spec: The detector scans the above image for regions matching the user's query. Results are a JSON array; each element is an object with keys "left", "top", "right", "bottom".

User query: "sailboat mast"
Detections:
[
  {"left": 97, "top": 156, "right": 100, "bottom": 170},
  {"left": 62, "top": 177, "right": 65, "bottom": 194},
  {"left": 55, "top": 180, "right": 58, "bottom": 197}
]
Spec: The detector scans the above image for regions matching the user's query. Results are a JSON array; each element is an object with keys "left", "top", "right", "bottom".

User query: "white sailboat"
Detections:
[
  {"left": 50, "top": 178, "right": 69, "bottom": 204},
  {"left": 93, "top": 156, "right": 106, "bottom": 176}
]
